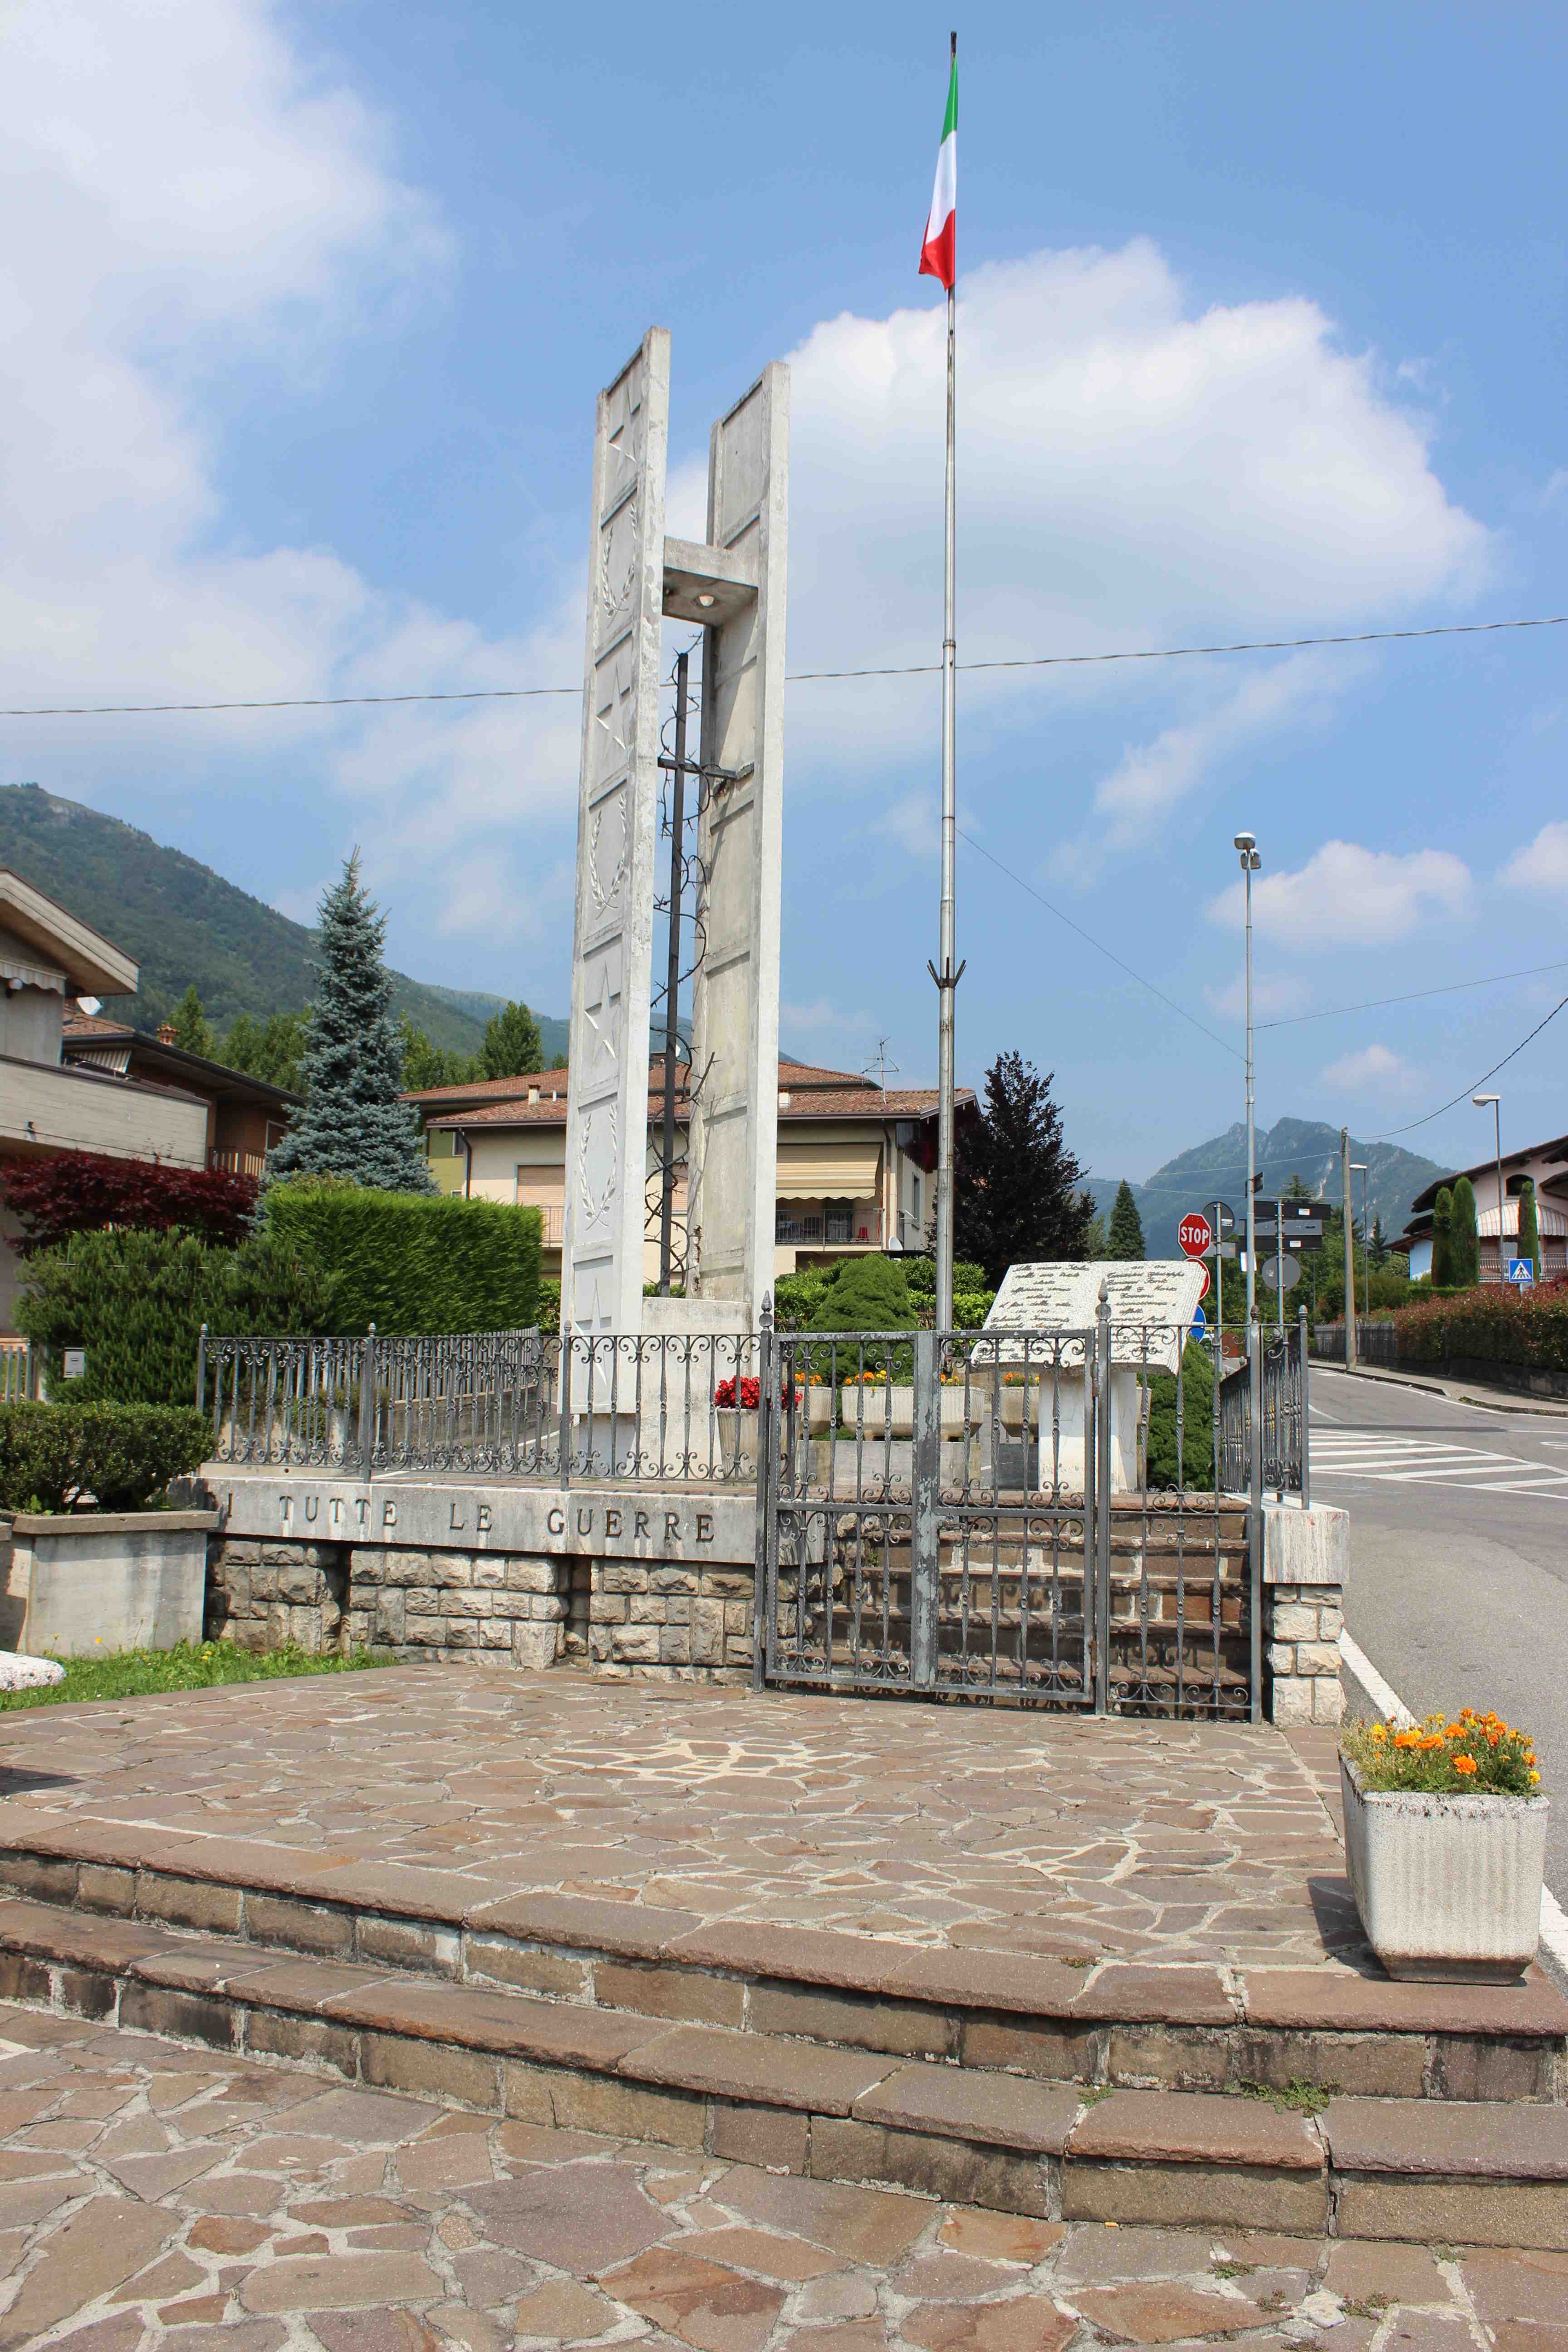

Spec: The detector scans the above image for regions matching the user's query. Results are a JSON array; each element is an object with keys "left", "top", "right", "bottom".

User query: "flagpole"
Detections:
[{"left": 933, "top": 28, "right": 960, "bottom": 1334}]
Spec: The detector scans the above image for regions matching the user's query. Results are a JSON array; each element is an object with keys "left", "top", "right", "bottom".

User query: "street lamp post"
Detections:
[
  {"left": 1351, "top": 1162, "right": 1369, "bottom": 1322},
  {"left": 1234, "top": 833, "right": 1262, "bottom": 1323},
  {"left": 1473, "top": 1093, "right": 1503, "bottom": 1284}
]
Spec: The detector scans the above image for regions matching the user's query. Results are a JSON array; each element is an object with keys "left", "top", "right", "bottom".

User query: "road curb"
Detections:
[
  {"left": 1338, "top": 1629, "right": 1568, "bottom": 1999},
  {"left": 1311, "top": 1359, "right": 1568, "bottom": 1418}
]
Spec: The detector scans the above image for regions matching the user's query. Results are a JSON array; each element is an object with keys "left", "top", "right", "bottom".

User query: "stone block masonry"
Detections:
[
  {"left": 1261, "top": 1501, "right": 1348, "bottom": 1729},
  {"left": 205, "top": 1477, "right": 758, "bottom": 1682}
]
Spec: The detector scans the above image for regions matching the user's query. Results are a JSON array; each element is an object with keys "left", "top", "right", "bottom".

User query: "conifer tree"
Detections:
[
  {"left": 953, "top": 1052, "right": 1094, "bottom": 1288},
  {"left": 1517, "top": 1177, "right": 1542, "bottom": 1281},
  {"left": 269, "top": 855, "right": 433, "bottom": 1191},
  {"left": 1106, "top": 1179, "right": 1146, "bottom": 1261},
  {"left": 1448, "top": 1175, "right": 1480, "bottom": 1289},
  {"left": 1431, "top": 1186, "right": 1454, "bottom": 1286},
  {"left": 167, "top": 985, "right": 213, "bottom": 1058}
]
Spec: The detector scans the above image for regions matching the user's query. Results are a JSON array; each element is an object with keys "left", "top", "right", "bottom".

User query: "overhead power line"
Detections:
[
  {"left": 955, "top": 826, "right": 1243, "bottom": 1062},
  {"left": 1, "top": 611, "right": 1563, "bottom": 719},
  {"left": 1372, "top": 993, "right": 1568, "bottom": 1139},
  {"left": 1258, "top": 956, "right": 1568, "bottom": 1030}
]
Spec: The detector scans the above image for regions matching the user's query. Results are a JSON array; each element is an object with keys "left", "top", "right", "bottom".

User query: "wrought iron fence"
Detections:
[
  {"left": 1312, "top": 1318, "right": 1400, "bottom": 1368},
  {"left": 1217, "top": 1312, "right": 1309, "bottom": 1502},
  {"left": 759, "top": 1308, "right": 1257, "bottom": 1719},
  {"left": 199, "top": 1326, "right": 762, "bottom": 1484}
]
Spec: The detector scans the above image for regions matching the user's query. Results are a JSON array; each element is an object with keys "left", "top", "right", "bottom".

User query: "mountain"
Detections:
[
  {"left": 0, "top": 784, "right": 566, "bottom": 1058},
  {"left": 1089, "top": 1118, "right": 1448, "bottom": 1257}
]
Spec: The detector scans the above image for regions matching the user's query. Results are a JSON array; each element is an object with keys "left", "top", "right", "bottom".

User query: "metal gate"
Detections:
[{"left": 755, "top": 1303, "right": 1261, "bottom": 1720}]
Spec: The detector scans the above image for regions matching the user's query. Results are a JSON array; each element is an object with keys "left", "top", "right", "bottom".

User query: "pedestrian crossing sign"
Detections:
[{"left": 1507, "top": 1258, "right": 1535, "bottom": 1286}]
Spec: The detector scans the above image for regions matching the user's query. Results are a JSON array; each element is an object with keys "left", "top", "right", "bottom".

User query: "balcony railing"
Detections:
[{"left": 209, "top": 1149, "right": 267, "bottom": 1179}]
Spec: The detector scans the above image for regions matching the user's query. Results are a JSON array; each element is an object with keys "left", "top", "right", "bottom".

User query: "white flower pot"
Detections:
[
  {"left": 838, "top": 1386, "right": 976, "bottom": 1437},
  {"left": 1340, "top": 1756, "right": 1547, "bottom": 1983}
]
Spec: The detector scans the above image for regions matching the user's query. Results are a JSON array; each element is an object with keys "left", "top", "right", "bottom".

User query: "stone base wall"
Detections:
[
  {"left": 1266, "top": 1582, "right": 1345, "bottom": 1726},
  {"left": 206, "top": 1536, "right": 755, "bottom": 1683}
]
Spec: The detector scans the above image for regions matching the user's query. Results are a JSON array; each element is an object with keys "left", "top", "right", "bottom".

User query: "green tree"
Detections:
[
  {"left": 397, "top": 1019, "right": 481, "bottom": 1094},
  {"left": 221, "top": 1009, "right": 309, "bottom": 1095},
  {"left": 1517, "top": 1177, "right": 1542, "bottom": 1281},
  {"left": 481, "top": 1000, "right": 544, "bottom": 1080},
  {"left": 1448, "top": 1175, "right": 1480, "bottom": 1289},
  {"left": 1107, "top": 1180, "right": 1146, "bottom": 1261},
  {"left": 550, "top": 1051, "right": 568, "bottom": 1071},
  {"left": 1369, "top": 1213, "right": 1389, "bottom": 1269},
  {"left": 269, "top": 855, "right": 433, "bottom": 1192},
  {"left": 1083, "top": 1211, "right": 1109, "bottom": 1259},
  {"left": 1431, "top": 1186, "right": 1454, "bottom": 1286},
  {"left": 167, "top": 984, "right": 213, "bottom": 1058},
  {"left": 806, "top": 1255, "right": 917, "bottom": 1377},
  {"left": 954, "top": 1052, "right": 1094, "bottom": 1289}
]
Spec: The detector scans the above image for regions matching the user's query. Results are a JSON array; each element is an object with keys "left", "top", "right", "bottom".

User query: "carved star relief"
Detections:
[{"left": 593, "top": 647, "right": 637, "bottom": 789}]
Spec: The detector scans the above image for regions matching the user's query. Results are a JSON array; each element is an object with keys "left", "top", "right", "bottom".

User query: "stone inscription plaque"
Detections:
[{"left": 980, "top": 1260, "right": 1205, "bottom": 1375}]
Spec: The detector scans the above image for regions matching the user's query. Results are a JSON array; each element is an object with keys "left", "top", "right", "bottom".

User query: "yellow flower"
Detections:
[
  {"left": 1368, "top": 1724, "right": 1387, "bottom": 1744},
  {"left": 1529, "top": 1770, "right": 1542, "bottom": 1785}
]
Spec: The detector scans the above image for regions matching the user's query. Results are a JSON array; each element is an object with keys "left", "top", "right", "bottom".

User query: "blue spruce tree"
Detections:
[{"left": 269, "top": 855, "right": 433, "bottom": 1191}]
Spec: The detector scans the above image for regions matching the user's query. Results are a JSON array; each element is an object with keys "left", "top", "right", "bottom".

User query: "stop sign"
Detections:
[{"left": 1178, "top": 1211, "right": 1212, "bottom": 1259}]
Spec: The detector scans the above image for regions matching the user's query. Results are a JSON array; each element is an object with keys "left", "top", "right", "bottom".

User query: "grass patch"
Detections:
[
  {"left": 1237, "top": 2077, "right": 1337, "bottom": 2118},
  {"left": 0, "top": 1639, "right": 395, "bottom": 1710}
]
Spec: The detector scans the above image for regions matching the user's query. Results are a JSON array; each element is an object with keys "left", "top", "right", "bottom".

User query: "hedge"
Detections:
[
  {"left": 1143, "top": 1341, "right": 1215, "bottom": 1492},
  {"left": 0, "top": 1402, "right": 210, "bottom": 1513},
  {"left": 18, "top": 1228, "right": 331, "bottom": 1406},
  {"left": 263, "top": 1182, "right": 540, "bottom": 1335},
  {"left": 1384, "top": 1280, "right": 1568, "bottom": 1373}
]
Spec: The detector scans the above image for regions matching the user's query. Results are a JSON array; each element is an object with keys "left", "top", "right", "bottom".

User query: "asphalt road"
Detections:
[{"left": 1311, "top": 1365, "right": 1568, "bottom": 1903}]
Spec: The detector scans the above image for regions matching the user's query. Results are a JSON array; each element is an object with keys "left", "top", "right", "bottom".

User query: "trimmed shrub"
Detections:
[
  {"left": 263, "top": 1182, "right": 539, "bottom": 1335},
  {"left": 1387, "top": 1280, "right": 1568, "bottom": 1373},
  {"left": 18, "top": 1228, "right": 331, "bottom": 1406},
  {"left": 1448, "top": 1176, "right": 1480, "bottom": 1289},
  {"left": 0, "top": 1151, "right": 257, "bottom": 1254},
  {"left": 0, "top": 1401, "right": 210, "bottom": 1513},
  {"left": 1143, "top": 1341, "right": 1215, "bottom": 1492},
  {"left": 806, "top": 1255, "right": 917, "bottom": 1381}
]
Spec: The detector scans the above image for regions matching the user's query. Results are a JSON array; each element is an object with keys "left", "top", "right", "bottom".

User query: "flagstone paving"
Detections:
[
  {"left": 0, "top": 1997, "right": 1554, "bottom": 2351},
  {"left": 0, "top": 1666, "right": 1370, "bottom": 1972}
]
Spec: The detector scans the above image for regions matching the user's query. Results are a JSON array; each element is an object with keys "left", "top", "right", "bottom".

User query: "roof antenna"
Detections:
[{"left": 862, "top": 1037, "right": 900, "bottom": 1093}]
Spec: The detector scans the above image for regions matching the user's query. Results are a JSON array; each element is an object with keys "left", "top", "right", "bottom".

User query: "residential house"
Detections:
[
  {"left": 1398, "top": 1130, "right": 1568, "bottom": 1283},
  {"left": 61, "top": 1015, "right": 300, "bottom": 1179},
  {"left": 403, "top": 1057, "right": 975, "bottom": 1282},
  {"left": 0, "top": 870, "right": 212, "bottom": 1330}
]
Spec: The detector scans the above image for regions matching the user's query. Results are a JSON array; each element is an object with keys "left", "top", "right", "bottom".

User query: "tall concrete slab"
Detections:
[
  {"left": 682, "top": 365, "right": 789, "bottom": 1325},
  {"left": 562, "top": 330, "right": 670, "bottom": 1338}
]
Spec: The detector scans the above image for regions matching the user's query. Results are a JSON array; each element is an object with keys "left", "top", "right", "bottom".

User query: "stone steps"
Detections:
[
  {"left": 0, "top": 1891, "right": 1564, "bottom": 2244},
  {"left": 3, "top": 1820, "right": 1564, "bottom": 2103}
]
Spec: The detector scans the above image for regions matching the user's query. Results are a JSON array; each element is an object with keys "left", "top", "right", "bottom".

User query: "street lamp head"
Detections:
[
  {"left": 1473, "top": 1093, "right": 1500, "bottom": 1108},
  {"left": 1350, "top": 1162, "right": 1367, "bottom": 1172},
  {"left": 1233, "top": 831, "right": 1255, "bottom": 853}
]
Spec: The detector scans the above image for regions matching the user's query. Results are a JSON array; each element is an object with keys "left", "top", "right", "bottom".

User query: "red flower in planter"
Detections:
[{"left": 715, "top": 1377, "right": 761, "bottom": 1411}]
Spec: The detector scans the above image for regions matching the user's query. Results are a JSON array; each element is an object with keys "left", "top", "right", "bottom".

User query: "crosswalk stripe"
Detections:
[{"left": 1308, "top": 1425, "right": 1568, "bottom": 1495}]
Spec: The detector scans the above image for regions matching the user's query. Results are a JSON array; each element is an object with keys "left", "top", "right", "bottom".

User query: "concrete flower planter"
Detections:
[
  {"left": 1340, "top": 1755, "right": 1548, "bottom": 1983},
  {"left": 838, "top": 1386, "right": 978, "bottom": 1437},
  {"left": 0, "top": 1511, "right": 218, "bottom": 1659}
]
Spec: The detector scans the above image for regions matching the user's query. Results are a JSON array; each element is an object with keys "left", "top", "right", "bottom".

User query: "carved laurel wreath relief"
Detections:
[
  {"left": 576, "top": 1103, "right": 620, "bottom": 1230},
  {"left": 588, "top": 794, "right": 629, "bottom": 913}
]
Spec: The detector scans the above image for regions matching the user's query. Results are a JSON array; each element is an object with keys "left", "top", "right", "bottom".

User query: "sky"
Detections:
[{"left": 2, "top": 0, "right": 1566, "bottom": 1188}]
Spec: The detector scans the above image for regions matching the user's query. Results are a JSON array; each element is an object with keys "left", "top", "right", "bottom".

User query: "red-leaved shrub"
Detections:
[{"left": 0, "top": 1152, "right": 258, "bottom": 1254}]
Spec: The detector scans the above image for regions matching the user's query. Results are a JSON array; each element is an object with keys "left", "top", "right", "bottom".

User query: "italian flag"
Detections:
[{"left": 918, "top": 52, "right": 957, "bottom": 289}]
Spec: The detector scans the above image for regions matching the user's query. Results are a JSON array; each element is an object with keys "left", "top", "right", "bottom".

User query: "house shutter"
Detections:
[{"left": 775, "top": 1141, "right": 882, "bottom": 1199}]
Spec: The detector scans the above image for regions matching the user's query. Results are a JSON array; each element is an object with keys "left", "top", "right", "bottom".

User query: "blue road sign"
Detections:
[
  {"left": 1190, "top": 1303, "right": 1207, "bottom": 1340},
  {"left": 1508, "top": 1259, "right": 1535, "bottom": 1286}
]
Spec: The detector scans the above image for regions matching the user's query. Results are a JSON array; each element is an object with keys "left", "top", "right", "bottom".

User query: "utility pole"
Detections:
[
  {"left": 928, "top": 31, "right": 963, "bottom": 1333},
  {"left": 656, "top": 651, "right": 690, "bottom": 1294},
  {"left": 1234, "top": 834, "right": 1261, "bottom": 1321},
  {"left": 1341, "top": 1126, "right": 1357, "bottom": 1369},
  {"left": 1474, "top": 1093, "right": 1503, "bottom": 1284}
]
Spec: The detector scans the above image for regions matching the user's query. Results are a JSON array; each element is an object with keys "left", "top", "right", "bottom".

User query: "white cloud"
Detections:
[
  {"left": 781, "top": 241, "right": 1491, "bottom": 804},
  {"left": 1499, "top": 821, "right": 1568, "bottom": 896},
  {"left": 1321, "top": 1042, "right": 1419, "bottom": 1093},
  {"left": 1206, "top": 841, "right": 1472, "bottom": 950},
  {"left": 781, "top": 1000, "right": 872, "bottom": 1037},
  {"left": 0, "top": 0, "right": 577, "bottom": 951}
]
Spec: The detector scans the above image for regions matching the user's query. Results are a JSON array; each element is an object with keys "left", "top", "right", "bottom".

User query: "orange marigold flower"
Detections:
[
  {"left": 1443, "top": 1724, "right": 1466, "bottom": 1739},
  {"left": 1417, "top": 1734, "right": 1444, "bottom": 1750},
  {"left": 1453, "top": 1754, "right": 1479, "bottom": 1776},
  {"left": 1486, "top": 1730, "right": 1502, "bottom": 1747},
  {"left": 1460, "top": 1708, "right": 1476, "bottom": 1721},
  {"left": 1393, "top": 1730, "right": 1421, "bottom": 1749}
]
